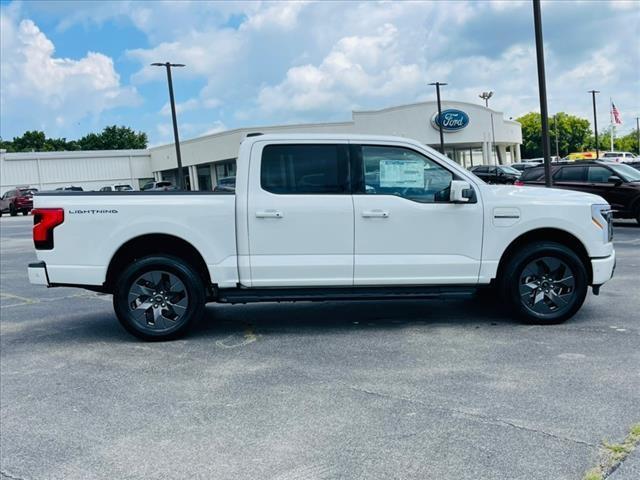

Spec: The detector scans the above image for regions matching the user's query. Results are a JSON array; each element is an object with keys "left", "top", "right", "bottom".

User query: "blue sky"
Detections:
[{"left": 1, "top": 0, "right": 638, "bottom": 146}]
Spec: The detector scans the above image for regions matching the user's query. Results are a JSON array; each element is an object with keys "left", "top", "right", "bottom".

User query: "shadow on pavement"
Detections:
[{"left": 2, "top": 295, "right": 523, "bottom": 346}]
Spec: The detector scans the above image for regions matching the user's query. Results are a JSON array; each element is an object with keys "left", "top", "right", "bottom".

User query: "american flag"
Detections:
[{"left": 611, "top": 101, "right": 623, "bottom": 125}]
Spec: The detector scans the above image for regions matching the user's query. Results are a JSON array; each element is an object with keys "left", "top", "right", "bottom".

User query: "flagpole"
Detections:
[{"left": 610, "top": 97, "right": 614, "bottom": 152}]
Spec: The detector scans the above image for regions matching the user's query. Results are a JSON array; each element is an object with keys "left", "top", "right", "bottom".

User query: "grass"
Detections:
[{"left": 582, "top": 423, "right": 640, "bottom": 480}]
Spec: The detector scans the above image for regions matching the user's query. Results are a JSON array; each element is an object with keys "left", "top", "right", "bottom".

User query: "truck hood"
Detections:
[{"left": 483, "top": 185, "right": 607, "bottom": 206}]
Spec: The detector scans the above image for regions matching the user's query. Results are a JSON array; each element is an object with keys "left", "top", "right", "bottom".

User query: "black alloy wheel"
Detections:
[
  {"left": 501, "top": 241, "right": 588, "bottom": 324},
  {"left": 113, "top": 255, "right": 206, "bottom": 340}
]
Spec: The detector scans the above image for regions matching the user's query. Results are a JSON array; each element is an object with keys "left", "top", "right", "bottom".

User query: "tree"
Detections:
[
  {"left": 516, "top": 112, "right": 591, "bottom": 158},
  {"left": 585, "top": 127, "right": 639, "bottom": 153},
  {"left": 0, "top": 126, "right": 147, "bottom": 152},
  {"left": 77, "top": 125, "right": 147, "bottom": 150}
]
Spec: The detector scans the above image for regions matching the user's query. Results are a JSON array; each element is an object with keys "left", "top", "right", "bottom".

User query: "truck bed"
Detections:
[{"left": 32, "top": 191, "right": 238, "bottom": 288}]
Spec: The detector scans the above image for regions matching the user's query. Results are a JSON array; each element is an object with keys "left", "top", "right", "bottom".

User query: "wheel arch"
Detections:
[
  {"left": 495, "top": 228, "right": 593, "bottom": 285},
  {"left": 105, "top": 234, "right": 212, "bottom": 295}
]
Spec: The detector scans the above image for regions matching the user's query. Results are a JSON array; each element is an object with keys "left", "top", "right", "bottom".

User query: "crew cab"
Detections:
[{"left": 28, "top": 134, "right": 616, "bottom": 340}]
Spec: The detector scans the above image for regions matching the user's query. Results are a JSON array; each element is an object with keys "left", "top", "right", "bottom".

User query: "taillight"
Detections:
[
  {"left": 32, "top": 208, "right": 64, "bottom": 250},
  {"left": 514, "top": 180, "right": 524, "bottom": 186}
]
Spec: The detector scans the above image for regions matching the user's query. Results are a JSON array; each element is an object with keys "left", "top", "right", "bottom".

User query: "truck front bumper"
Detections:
[
  {"left": 28, "top": 261, "right": 50, "bottom": 286},
  {"left": 591, "top": 251, "right": 616, "bottom": 286}
]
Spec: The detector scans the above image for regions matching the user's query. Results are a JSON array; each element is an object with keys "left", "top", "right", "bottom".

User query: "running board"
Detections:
[{"left": 216, "top": 285, "right": 477, "bottom": 304}]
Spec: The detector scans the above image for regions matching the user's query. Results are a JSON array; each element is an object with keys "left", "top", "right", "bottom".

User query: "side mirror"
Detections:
[
  {"left": 450, "top": 180, "right": 472, "bottom": 203},
  {"left": 608, "top": 175, "right": 622, "bottom": 186}
]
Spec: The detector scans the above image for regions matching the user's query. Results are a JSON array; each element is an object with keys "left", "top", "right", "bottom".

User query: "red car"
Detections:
[{"left": 0, "top": 186, "right": 37, "bottom": 216}]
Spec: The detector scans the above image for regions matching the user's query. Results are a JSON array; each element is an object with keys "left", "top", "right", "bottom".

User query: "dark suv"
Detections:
[
  {"left": 520, "top": 161, "right": 640, "bottom": 223},
  {"left": 469, "top": 165, "right": 521, "bottom": 184},
  {"left": 0, "top": 187, "right": 38, "bottom": 217}
]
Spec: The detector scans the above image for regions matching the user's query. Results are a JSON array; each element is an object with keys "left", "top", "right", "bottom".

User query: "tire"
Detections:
[
  {"left": 113, "top": 255, "right": 206, "bottom": 341},
  {"left": 9, "top": 204, "right": 17, "bottom": 216},
  {"left": 22, "top": 209, "right": 29, "bottom": 216},
  {"left": 499, "top": 241, "right": 588, "bottom": 324}
]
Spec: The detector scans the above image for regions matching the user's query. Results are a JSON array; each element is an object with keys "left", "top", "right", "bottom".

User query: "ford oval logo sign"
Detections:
[{"left": 431, "top": 109, "right": 469, "bottom": 132}]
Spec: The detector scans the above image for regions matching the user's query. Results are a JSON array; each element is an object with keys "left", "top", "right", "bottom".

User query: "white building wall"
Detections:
[
  {"left": 0, "top": 150, "right": 153, "bottom": 193},
  {"left": 148, "top": 100, "right": 522, "bottom": 174}
]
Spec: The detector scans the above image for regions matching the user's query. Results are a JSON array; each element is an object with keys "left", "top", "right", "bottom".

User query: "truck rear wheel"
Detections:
[
  {"left": 113, "top": 255, "right": 205, "bottom": 340},
  {"left": 500, "top": 241, "right": 588, "bottom": 324}
]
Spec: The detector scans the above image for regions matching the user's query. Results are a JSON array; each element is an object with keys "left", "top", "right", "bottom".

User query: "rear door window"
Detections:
[
  {"left": 261, "top": 144, "right": 350, "bottom": 194},
  {"left": 554, "top": 166, "right": 586, "bottom": 182}
]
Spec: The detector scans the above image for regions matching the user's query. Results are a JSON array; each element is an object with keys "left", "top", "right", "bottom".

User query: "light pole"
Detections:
[
  {"left": 479, "top": 91, "right": 497, "bottom": 165},
  {"left": 479, "top": 91, "right": 493, "bottom": 107},
  {"left": 588, "top": 90, "right": 600, "bottom": 159},
  {"left": 554, "top": 114, "right": 560, "bottom": 159},
  {"left": 532, "top": 0, "right": 552, "bottom": 187},
  {"left": 152, "top": 62, "right": 186, "bottom": 190},
  {"left": 636, "top": 117, "right": 640, "bottom": 155},
  {"left": 429, "top": 82, "right": 447, "bottom": 154}
]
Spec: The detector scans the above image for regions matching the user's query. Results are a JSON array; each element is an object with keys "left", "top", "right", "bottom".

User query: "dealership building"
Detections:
[{"left": 1, "top": 101, "right": 522, "bottom": 192}]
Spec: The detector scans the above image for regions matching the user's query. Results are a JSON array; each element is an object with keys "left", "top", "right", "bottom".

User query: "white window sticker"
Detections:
[{"left": 379, "top": 159, "right": 425, "bottom": 188}]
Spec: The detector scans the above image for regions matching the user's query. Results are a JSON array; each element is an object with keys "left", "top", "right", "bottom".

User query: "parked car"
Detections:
[
  {"left": 600, "top": 151, "right": 637, "bottom": 163},
  {"left": 99, "top": 184, "right": 134, "bottom": 192},
  {"left": 509, "top": 162, "right": 540, "bottom": 172},
  {"left": 28, "top": 134, "right": 616, "bottom": 340},
  {"left": 213, "top": 176, "right": 236, "bottom": 193},
  {"left": 520, "top": 160, "right": 640, "bottom": 223},
  {"left": 0, "top": 186, "right": 37, "bottom": 216},
  {"left": 141, "top": 181, "right": 176, "bottom": 191},
  {"left": 521, "top": 156, "right": 560, "bottom": 164},
  {"left": 55, "top": 186, "right": 84, "bottom": 191},
  {"left": 469, "top": 165, "right": 521, "bottom": 184}
]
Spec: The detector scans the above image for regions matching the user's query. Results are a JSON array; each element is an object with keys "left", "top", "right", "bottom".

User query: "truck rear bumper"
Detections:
[
  {"left": 28, "top": 261, "right": 49, "bottom": 286},
  {"left": 591, "top": 251, "right": 616, "bottom": 286}
]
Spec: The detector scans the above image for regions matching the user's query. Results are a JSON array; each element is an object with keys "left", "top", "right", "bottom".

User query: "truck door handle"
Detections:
[
  {"left": 361, "top": 210, "right": 389, "bottom": 218},
  {"left": 256, "top": 210, "right": 284, "bottom": 218}
]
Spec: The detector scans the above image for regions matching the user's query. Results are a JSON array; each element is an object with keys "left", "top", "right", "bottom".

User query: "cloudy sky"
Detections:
[{"left": 1, "top": 0, "right": 638, "bottom": 146}]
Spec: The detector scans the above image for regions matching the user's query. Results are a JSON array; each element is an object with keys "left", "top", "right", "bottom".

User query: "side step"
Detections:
[{"left": 216, "top": 285, "right": 477, "bottom": 304}]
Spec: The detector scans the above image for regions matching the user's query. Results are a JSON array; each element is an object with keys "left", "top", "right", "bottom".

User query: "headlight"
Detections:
[{"left": 591, "top": 204, "right": 613, "bottom": 242}]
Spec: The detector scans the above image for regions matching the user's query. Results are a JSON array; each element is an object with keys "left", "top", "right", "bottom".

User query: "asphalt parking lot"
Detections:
[{"left": 1, "top": 214, "right": 639, "bottom": 480}]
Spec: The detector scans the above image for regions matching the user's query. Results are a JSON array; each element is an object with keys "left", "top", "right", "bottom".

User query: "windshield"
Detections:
[
  {"left": 115, "top": 185, "right": 133, "bottom": 191},
  {"left": 501, "top": 165, "right": 521, "bottom": 175},
  {"left": 609, "top": 163, "right": 640, "bottom": 182}
]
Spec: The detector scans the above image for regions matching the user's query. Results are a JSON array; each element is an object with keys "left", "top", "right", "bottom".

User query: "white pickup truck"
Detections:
[{"left": 28, "top": 134, "right": 616, "bottom": 340}]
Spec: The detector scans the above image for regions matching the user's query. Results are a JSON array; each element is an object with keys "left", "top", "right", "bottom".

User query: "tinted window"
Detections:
[
  {"left": 587, "top": 166, "right": 613, "bottom": 183},
  {"left": 472, "top": 166, "right": 488, "bottom": 173},
  {"left": 521, "top": 167, "right": 546, "bottom": 181},
  {"left": 361, "top": 145, "right": 453, "bottom": 203},
  {"left": 555, "top": 166, "right": 586, "bottom": 182},
  {"left": 261, "top": 144, "right": 349, "bottom": 194},
  {"left": 610, "top": 163, "right": 640, "bottom": 182}
]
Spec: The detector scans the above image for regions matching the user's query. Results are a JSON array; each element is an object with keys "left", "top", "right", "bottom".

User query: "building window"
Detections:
[
  {"left": 215, "top": 160, "right": 236, "bottom": 183},
  {"left": 197, "top": 165, "right": 212, "bottom": 191}
]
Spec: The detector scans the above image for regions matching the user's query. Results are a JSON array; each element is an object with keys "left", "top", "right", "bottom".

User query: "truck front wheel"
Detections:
[
  {"left": 500, "top": 241, "right": 588, "bottom": 324},
  {"left": 113, "top": 255, "right": 205, "bottom": 340}
]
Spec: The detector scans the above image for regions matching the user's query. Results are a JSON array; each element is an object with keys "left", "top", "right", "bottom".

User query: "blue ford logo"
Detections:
[{"left": 431, "top": 109, "right": 469, "bottom": 132}]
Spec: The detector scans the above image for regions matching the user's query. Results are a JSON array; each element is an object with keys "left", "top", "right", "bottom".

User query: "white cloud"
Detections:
[
  {"left": 159, "top": 98, "right": 220, "bottom": 116},
  {"left": 0, "top": 11, "right": 139, "bottom": 137},
  {"left": 2, "top": 0, "right": 638, "bottom": 142},
  {"left": 257, "top": 24, "right": 425, "bottom": 115}
]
